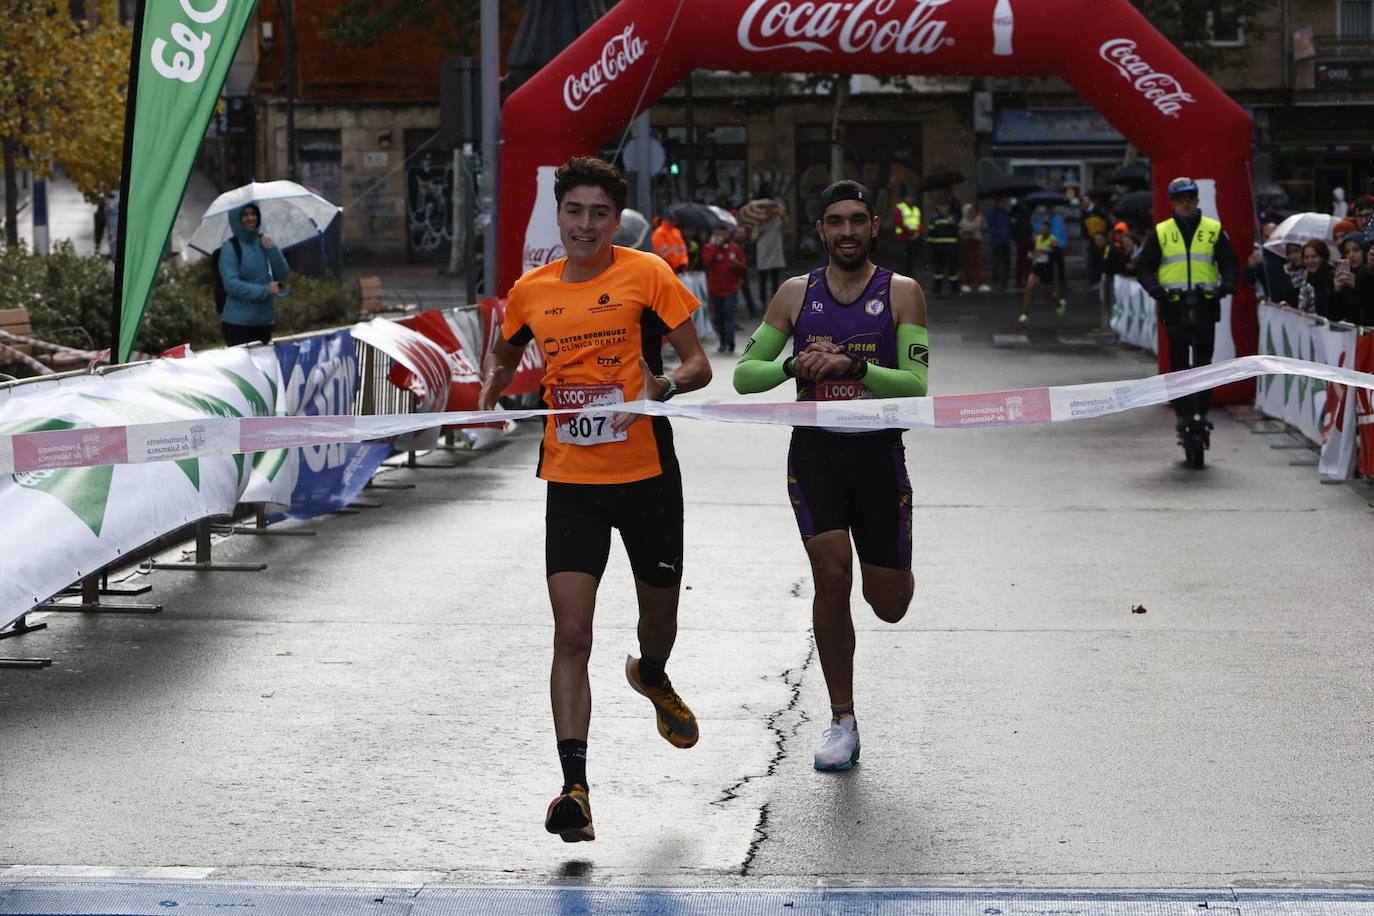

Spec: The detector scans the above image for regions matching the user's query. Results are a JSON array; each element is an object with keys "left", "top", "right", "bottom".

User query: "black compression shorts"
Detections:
[
  {"left": 787, "top": 428, "right": 912, "bottom": 570},
  {"left": 545, "top": 464, "right": 684, "bottom": 588}
]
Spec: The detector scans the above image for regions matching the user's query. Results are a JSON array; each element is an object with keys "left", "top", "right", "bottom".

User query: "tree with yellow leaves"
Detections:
[{"left": 1, "top": 0, "right": 130, "bottom": 246}]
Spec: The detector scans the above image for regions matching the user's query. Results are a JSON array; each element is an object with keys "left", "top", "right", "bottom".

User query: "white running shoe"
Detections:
[
  {"left": 977, "top": 284, "right": 991, "bottom": 292},
  {"left": 960, "top": 284, "right": 972, "bottom": 294},
  {"left": 813, "top": 715, "right": 860, "bottom": 771}
]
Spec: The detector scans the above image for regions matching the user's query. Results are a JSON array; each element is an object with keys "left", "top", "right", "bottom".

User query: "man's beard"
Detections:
[{"left": 827, "top": 235, "right": 870, "bottom": 270}]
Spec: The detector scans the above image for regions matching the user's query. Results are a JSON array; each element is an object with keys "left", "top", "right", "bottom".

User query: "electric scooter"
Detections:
[{"left": 1174, "top": 290, "right": 1215, "bottom": 469}]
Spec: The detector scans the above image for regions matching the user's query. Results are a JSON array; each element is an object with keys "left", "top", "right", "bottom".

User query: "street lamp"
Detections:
[{"left": 262, "top": 3, "right": 298, "bottom": 180}]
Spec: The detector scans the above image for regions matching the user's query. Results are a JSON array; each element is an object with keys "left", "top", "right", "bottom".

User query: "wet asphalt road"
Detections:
[{"left": 2, "top": 289, "right": 1372, "bottom": 890}]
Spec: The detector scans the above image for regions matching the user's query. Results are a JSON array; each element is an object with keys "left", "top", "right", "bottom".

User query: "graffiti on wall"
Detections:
[{"left": 406, "top": 152, "right": 454, "bottom": 261}]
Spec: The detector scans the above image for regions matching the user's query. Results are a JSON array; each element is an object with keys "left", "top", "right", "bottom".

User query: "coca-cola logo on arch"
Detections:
[
  {"left": 737, "top": 0, "right": 956, "bottom": 55},
  {"left": 1098, "top": 38, "right": 1197, "bottom": 118},
  {"left": 563, "top": 24, "right": 648, "bottom": 112}
]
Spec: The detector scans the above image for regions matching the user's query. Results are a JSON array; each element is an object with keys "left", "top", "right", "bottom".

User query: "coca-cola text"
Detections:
[
  {"left": 737, "top": 0, "right": 955, "bottom": 55},
  {"left": 1098, "top": 38, "right": 1197, "bottom": 118},
  {"left": 563, "top": 25, "right": 648, "bottom": 112}
]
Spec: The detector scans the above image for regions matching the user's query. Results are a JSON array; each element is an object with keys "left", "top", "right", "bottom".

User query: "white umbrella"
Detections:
[
  {"left": 708, "top": 205, "right": 739, "bottom": 228},
  {"left": 613, "top": 207, "right": 651, "bottom": 250},
  {"left": 187, "top": 180, "right": 342, "bottom": 255},
  {"left": 1264, "top": 212, "right": 1339, "bottom": 257}
]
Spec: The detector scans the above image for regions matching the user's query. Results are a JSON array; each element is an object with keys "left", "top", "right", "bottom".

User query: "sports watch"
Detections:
[{"left": 655, "top": 375, "right": 678, "bottom": 402}]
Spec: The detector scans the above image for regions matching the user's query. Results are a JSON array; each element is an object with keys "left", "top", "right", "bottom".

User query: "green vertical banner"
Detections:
[{"left": 113, "top": 0, "right": 258, "bottom": 363}]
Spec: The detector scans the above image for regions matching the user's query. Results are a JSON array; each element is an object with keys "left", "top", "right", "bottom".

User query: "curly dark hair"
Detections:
[{"left": 554, "top": 156, "right": 628, "bottom": 213}]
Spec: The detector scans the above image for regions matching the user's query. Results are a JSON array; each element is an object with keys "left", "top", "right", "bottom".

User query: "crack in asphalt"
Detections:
[{"left": 710, "top": 580, "right": 818, "bottom": 875}]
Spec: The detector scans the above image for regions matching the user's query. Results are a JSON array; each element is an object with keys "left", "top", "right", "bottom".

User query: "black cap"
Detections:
[{"left": 818, "top": 180, "right": 875, "bottom": 215}]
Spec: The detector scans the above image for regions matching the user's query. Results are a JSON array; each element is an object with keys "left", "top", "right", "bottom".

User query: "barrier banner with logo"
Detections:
[
  {"left": 397, "top": 309, "right": 484, "bottom": 411},
  {"left": 270, "top": 331, "right": 390, "bottom": 520},
  {"left": 114, "top": 0, "right": 256, "bottom": 362},
  {"left": 351, "top": 318, "right": 452, "bottom": 453},
  {"left": 1256, "top": 303, "right": 1343, "bottom": 446},
  {"left": 479, "top": 297, "right": 545, "bottom": 396},
  {"left": 1110, "top": 277, "right": 1159, "bottom": 353},
  {"left": 0, "top": 348, "right": 277, "bottom": 630},
  {"left": 1317, "top": 323, "right": 1360, "bottom": 480},
  {"left": 240, "top": 345, "right": 296, "bottom": 509},
  {"left": 1358, "top": 332, "right": 1374, "bottom": 478}
]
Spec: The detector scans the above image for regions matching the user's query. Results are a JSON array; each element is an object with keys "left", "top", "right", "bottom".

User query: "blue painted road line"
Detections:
[{"left": 5, "top": 884, "right": 1374, "bottom": 916}]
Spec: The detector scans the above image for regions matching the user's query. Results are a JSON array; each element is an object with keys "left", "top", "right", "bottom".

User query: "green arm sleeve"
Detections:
[
  {"left": 732, "top": 322, "right": 792, "bottom": 393},
  {"left": 862, "top": 324, "right": 929, "bottom": 398}
]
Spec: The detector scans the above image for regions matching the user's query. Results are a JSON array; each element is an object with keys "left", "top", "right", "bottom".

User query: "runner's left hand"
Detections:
[{"left": 611, "top": 357, "right": 662, "bottom": 432}]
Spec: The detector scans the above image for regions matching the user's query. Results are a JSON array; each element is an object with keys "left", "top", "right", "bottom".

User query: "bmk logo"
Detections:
[
  {"left": 737, "top": 0, "right": 955, "bottom": 55},
  {"left": 1098, "top": 39, "right": 1197, "bottom": 118},
  {"left": 597, "top": 355, "right": 623, "bottom": 366},
  {"left": 564, "top": 24, "right": 648, "bottom": 112}
]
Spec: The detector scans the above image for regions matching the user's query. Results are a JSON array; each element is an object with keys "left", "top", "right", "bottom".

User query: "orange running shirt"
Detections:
[{"left": 503, "top": 246, "right": 698, "bottom": 484}]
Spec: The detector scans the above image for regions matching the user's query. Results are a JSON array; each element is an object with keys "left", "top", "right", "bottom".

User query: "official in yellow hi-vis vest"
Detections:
[
  {"left": 1136, "top": 176, "right": 1239, "bottom": 436},
  {"left": 892, "top": 192, "right": 923, "bottom": 276}
]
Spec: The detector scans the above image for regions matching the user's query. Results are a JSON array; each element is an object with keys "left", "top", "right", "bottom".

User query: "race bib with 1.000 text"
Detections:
[{"left": 551, "top": 383, "right": 628, "bottom": 446}]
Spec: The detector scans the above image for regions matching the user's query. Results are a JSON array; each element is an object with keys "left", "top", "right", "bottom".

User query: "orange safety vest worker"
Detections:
[{"left": 652, "top": 221, "right": 688, "bottom": 272}]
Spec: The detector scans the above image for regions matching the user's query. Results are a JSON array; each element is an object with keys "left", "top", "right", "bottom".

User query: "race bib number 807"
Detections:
[{"left": 551, "top": 383, "right": 628, "bottom": 446}]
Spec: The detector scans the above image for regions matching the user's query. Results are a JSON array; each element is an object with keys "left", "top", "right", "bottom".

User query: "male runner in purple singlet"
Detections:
[{"left": 732, "top": 179, "right": 930, "bottom": 771}]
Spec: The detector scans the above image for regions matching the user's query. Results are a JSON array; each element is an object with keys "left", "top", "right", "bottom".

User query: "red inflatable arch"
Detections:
[{"left": 500, "top": 0, "right": 1257, "bottom": 389}]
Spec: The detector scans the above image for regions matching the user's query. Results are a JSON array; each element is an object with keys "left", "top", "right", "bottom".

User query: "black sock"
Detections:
[
  {"left": 557, "top": 739, "right": 587, "bottom": 793},
  {"left": 638, "top": 655, "right": 667, "bottom": 688}
]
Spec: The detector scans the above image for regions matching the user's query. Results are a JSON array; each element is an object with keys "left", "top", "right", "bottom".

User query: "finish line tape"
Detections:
[{"left": 2, "top": 355, "right": 1371, "bottom": 475}]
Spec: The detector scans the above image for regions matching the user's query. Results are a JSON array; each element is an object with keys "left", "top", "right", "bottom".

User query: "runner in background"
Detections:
[
  {"left": 731, "top": 179, "right": 929, "bottom": 773},
  {"left": 479, "top": 157, "right": 712, "bottom": 842}
]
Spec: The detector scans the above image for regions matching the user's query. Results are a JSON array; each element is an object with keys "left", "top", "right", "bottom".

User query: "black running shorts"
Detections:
[
  {"left": 786, "top": 428, "right": 912, "bottom": 570},
  {"left": 545, "top": 464, "right": 684, "bottom": 587}
]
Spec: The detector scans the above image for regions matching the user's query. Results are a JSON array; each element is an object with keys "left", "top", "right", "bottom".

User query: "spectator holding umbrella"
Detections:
[
  {"left": 218, "top": 203, "right": 290, "bottom": 346},
  {"left": 1294, "top": 239, "right": 1333, "bottom": 316}
]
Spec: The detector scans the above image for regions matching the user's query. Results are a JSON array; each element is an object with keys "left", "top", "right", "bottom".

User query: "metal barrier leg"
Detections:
[
  {"left": 148, "top": 519, "right": 268, "bottom": 572},
  {"left": 0, "top": 613, "right": 53, "bottom": 669},
  {"left": 57, "top": 569, "right": 152, "bottom": 597},
  {"left": 38, "top": 572, "right": 162, "bottom": 614},
  {"left": 212, "top": 505, "right": 316, "bottom": 537}
]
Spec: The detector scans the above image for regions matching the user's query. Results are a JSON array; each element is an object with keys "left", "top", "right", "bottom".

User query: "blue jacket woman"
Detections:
[{"left": 219, "top": 203, "right": 290, "bottom": 345}]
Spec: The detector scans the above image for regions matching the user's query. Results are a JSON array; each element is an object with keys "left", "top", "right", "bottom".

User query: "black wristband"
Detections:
[
  {"left": 782, "top": 356, "right": 797, "bottom": 378},
  {"left": 848, "top": 355, "right": 868, "bottom": 379}
]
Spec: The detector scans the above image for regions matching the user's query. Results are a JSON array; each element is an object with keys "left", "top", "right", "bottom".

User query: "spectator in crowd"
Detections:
[
  {"left": 958, "top": 203, "right": 989, "bottom": 292},
  {"left": 218, "top": 203, "right": 290, "bottom": 346},
  {"left": 1081, "top": 193, "right": 1109, "bottom": 287},
  {"left": 1274, "top": 242, "right": 1305, "bottom": 307},
  {"left": 1331, "top": 233, "right": 1374, "bottom": 324},
  {"left": 734, "top": 223, "right": 759, "bottom": 317},
  {"left": 752, "top": 195, "right": 787, "bottom": 306},
  {"left": 1333, "top": 195, "right": 1374, "bottom": 245},
  {"left": 652, "top": 216, "right": 688, "bottom": 274},
  {"left": 1113, "top": 224, "right": 1143, "bottom": 274},
  {"left": 1245, "top": 221, "right": 1277, "bottom": 300},
  {"left": 1045, "top": 206, "right": 1068, "bottom": 289},
  {"left": 987, "top": 197, "right": 1013, "bottom": 290},
  {"left": 703, "top": 226, "right": 745, "bottom": 353},
  {"left": 926, "top": 199, "right": 961, "bottom": 295},
  {"left": 1294, "top": 239, "right": 1333, "bottom": 316},
  {"left": 1012, "top": 200, "right": 1033, "bottom": 288},
  {"left": 1332, "top": 187, "right": 1348, "bottom": 219},
  {"left": 892, "top": 188, "right": 923, "bottom": 277}
]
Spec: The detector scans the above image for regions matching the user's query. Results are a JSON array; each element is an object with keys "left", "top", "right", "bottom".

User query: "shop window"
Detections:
[
  {"left": 298, "top": 129, "right": 343, "bottom": 208},
  {"left": 1206, "top": 7, "right": 1246, "bottom": 47},
  {"left": 1338, "top": 0, "right": 1374, "bottom": 38}
]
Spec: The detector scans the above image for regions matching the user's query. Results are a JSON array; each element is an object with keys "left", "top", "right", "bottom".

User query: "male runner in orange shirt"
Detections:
[{"left": 478, "top": 157, "right": 712, "bottom": 842}]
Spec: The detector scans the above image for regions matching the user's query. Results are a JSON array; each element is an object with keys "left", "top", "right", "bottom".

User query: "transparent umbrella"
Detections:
[
  {"left": 1264, "top": 212, "right": 1340, "bottom": 257},
  {"left": 187, "top": 180, "right": 342, "bottom": 255}
]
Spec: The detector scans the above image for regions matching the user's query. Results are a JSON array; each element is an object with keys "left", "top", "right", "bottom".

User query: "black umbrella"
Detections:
[
  {"left": 1108, "top": 163, "right": 1151, "bottom": 188},
  {"left": 666, "top": 202, "right": 724, "bottom": 234},
  {"left": 1114, "top": 191, "right": 1154, "bottom": 214},
  {"left": 976, "top": 175, "right": 1041, "bottom": 199},
  {"left": 505, "top": 0, "right": 608, "bottom": 95},
  {"left": 1024, "top": 190, "right": 1071, "bottom": 207},
  {"left": 917, "top": 169, "right": 966, "bottom": 192}
]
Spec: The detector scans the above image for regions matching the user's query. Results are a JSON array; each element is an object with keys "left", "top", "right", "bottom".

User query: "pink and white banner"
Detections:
[{"left": 4, "top": 355, "right": 1373, "bottom": 479}]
